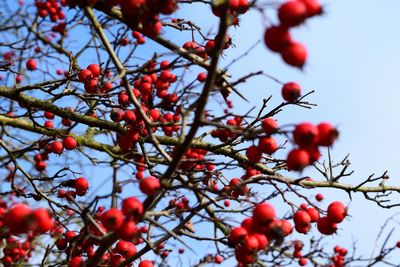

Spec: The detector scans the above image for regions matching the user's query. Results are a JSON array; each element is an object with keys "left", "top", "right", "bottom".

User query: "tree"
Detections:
[{"left": 0, "top": 0, "right": 398, "bottom": 266}]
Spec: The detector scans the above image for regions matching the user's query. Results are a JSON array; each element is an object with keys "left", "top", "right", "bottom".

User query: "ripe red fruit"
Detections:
[
  {"left": 115, "top": 240, "right": 137, "bottom": 258},
  {"left": 139, "top": 176, "right": 161, "bottom": 195},
  {"left": 327, "top": 201, "right": 347, "bottom": 223},
  {"left": 281, "top": 42, "right": 307, "bottom": 68},
  {"left": 264, "top": 26, "right": 292, "bottom": 52},
  {"left": 261, "top": 117, "right": 278, "bottom": 134},
  {"left": 286, "top": 149, "right": 310, "bottom": 171},
  {"left": 44, "top": 111, "right": 55, "bottom": 119},
  {"left": 294, "top": 122, "right": 319, "bottom": 146},
  {"left": 317, "top": 216, "right": 337, "bottom": 235},
  {"left": 197, "top": 72, "right": 207, "bottom": 82},
  {"left": 228, "top": 226, "right": 248, "bottom": 246},
  {"left": 75, "top": 177, "right": 89, "bottom": 196},
  {"left": 78, "top": 69, "right": 92, "bottom": 82},
  {"left": 26, "top": 58, "right": 37, "bottom": 71},
  {"left": 121, "top": 197, "right": 143, "bottom": 221},
  {"left": 44, "top": 120, "right": 54, "bottom": 128},
  {"left": 138, "top": 260, "right": 154, "bottom": 267},
  {"left": 4, "top": 204, "right": 32, "bottom": 234},
  {"left": 35, "top": 160, "right": 46, "bottom": 171},
  {"left": 214, "top": 255, "right": 223, "bottom": 264},
  {"left": 300, "top": 0, "right": 323, "bottom": 17},
  {"left": 116, "top": 220, "right": 138, "bottom": 241},
  {"left": 278, "top": 1, "right": 307, "bottom": 27},
  {"left": 282, "top": 82, "right": 301, "bottom": 102},
  {"left": 246, "top": 145, "right": 262, "bottom": 163},
  {"left": 69, "top": 256, "right": 83, "bottom": 267},
  {"left": 299, "top": 257, "right": 308, "bottom": 266},
  {"left": 51, "top": 141, "right": 64, "bottom": 154},
  {"left": 305, "top": 207, "right": 320, "bottom": 222},
  {"left": 253, "top": 203, "right": 276, "bottom": 225},
  {"left": 258, "top": 136, "right": 278, "bottom": 154},
  {"left": 87, "top": 64, "right": 101, "bottom": 77},
  {"left": 317, "top": 122, "right": 339, "bottom": 146},
  {"left": 315, "top": 193, "right": 324, "bottom": 201},
  {"left": 293, "top": 210, "right": 311, "bottom": 227},
  {"left": 32, "top": 208, "right": 54, "bottom": 232},
  {"left": 253, "top": 233, "right": 268, "bottom": 250},
  {"left": 243, "top": 234, "right": 260, "bottom": 251},
  {"left": 63, "top": 136, "right": 77, "bottom": 150},
  {"left": 101, "top": 208, "right": 124, "bottom": 231}
]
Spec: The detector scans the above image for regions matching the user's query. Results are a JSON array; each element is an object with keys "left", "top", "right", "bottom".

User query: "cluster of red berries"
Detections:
[
  {"left": 211, "top": 0, "right": 249, "bottom": 26},
  {"left": 317, "top": 201, "right": 347, "bottom": 235},
  {"left": 264, "top": 0, "right": 323, "bottom": 68},
  {"left": 43, "top": 110, "right": 74, "bottom": 129},
  {"left": 78, "top": 64, "right": 105, "bottom": 94},
  {"left": 35, "top": 0, "right": 66, "bottom": 22},
  {"left": 329, "top": 245, "right": 348, "bottom": 267},
  {"left": 132, "top": 31, "right": 146, "bottom": 44},
  {"left": 182, "top": 36, "right": 231, "bottom": 60},
  {"left": 291, "top": 241, "right": 308, "bottom": 266},
  {"left": 1, "top": 237, "right": 33, "bottom": 266},
  {"left": 245, "top": 117, "right": 279, "bottom": 164},
  {"left": 58, "top": 177, "right": 89, "bottom": 200},
  {"left": 286, "top": 122, "right": 338, "bottom": 171},
  {"left": 1, "top": 204, "right": 54, "bottom": 235},
  {"left": 168, "top": 197, "right": 190, "bottom": 211},
  {"left": 178, "top": 148, "right": 209, "bottom": 171},
  {"left": 66, "top": 0, "right": 176, "bottom": 37},
  {"left": 211, "top": 116, "right": 243, "bottom": 142},
  {"left": 228, "top": 203, "right": 293, "bottom": 265}
]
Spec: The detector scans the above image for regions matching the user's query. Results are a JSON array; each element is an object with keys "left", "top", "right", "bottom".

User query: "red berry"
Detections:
[
  {"left": 214, "top": 255, "right": 223, "bottom": 264},
  {"left": 282, "top": 82, "right": 301, "bottom": 102},
  {"left": 278, "top": 1, "right": 307, "bottom": 27},
  {"left": 51, "top": 141, "right": 64, "bottom": 154},
  {"left": 87, "top": 64, "right": 101, "bottom": 77},
  {"left": 327, "top": 201, "right": 347, "bottom": 223},
  {"left": 293, "top": 122, "right": 319, "bottom": 146},
  {"left": 261, "top": 117, "right": 278, "bottom": 134},
  {"left": 286, "top": 149, "right": 310, "bottom": 171},
  {"left": 75, "top": 177, "right": 89, "bottom": 196},
  {"left": 246, "top": 145, "right": 262, "bottom": 163},
  {"left": 4, "top": 204, "right": 32, "bottom": 234},
  {"left": 32, "top": 208, "right": 54, "bottom": 233},
  {"left": 101, "top": 208, "right": 124, "bottom": 231},
  {"left": 258, "top": 136, "right": 278, "bottom": 154},
  {"left": 317, "top": 216, "right": 337, "bottom": 235},
  {"left": 138, "top": 260, "right": 154, "bottom": 267},
  {"left": 253, "top": 203, "right": 276, "bottom": 225},
  {"left": 116, "top": 220, "right": 138, "bottom": 241},
  {"left": 300, "top": 0, "right": 323, "bottom": 17},
  {"left": 264, "top": 26, "right": 292, "bottom": 52},
  {"left": 26, "top": 58, "right": 37, "bottom": 71},
  {"left": 315, "top": 193, "right": 324, "bottom": 202},
  {"left": 78, "top": 69, "right": 92, "bottom": 82},
  {"left": 281, "top": 42, "right": 307, "bottom": 68},
  {"left": 317, "top": 122, "right": 339, "bottom": 146},
  {"left": 139, "top": 176, "right": 161, "bottom": 195},
  {"left": 63, "top": 136, "right": 77, "bottom": 150},
  {"left": 121, "top": 197, "right": 143, "bottom": 221},
  {"left": 228, "top": 226, "right": 248, "bottom": 246}
]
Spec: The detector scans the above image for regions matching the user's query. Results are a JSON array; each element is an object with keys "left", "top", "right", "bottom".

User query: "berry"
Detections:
[
  {"left": 139, "top": 176, "right": 161, "bottom": 195},
  {"left": 253, "top": 203, "right": 276, "bottom": 225},
  {"left": 281, "top": 42, "right": 307, "bottom": 68},
  {"left": 101, "top": 208, "right": 124, "bottom": 231},
  {"left": 261, "top": 117, "right": 278, "bottom": 134},
  {"left": 51, "top": 141, "right": 64, "bottom": 154},
  {"left": 63, "top": 136, "right": 77, "bottom": 150},
  {"left": 75, "top": 177, "right": 89, "bottom": 196},
  {"left": 293, "top": 122, "right": 319, "bottom": 146},
  {"left": 286, "top": 149, "right": 310, "bottom": 171},
  {"left": 282, "top": 82, "right": 301, "bottom": 102},
  {"left": 327, "top": 201, "right": 347, "bottom": 223},
  {"left": 26, "top": 58, "right": 37, "bottom": 71},
  {"left": 264, "top": 26, "right": 292, "bottom": 52},
  {"left": 278, "top": 1, "right": 307, "bottom": 27}
]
